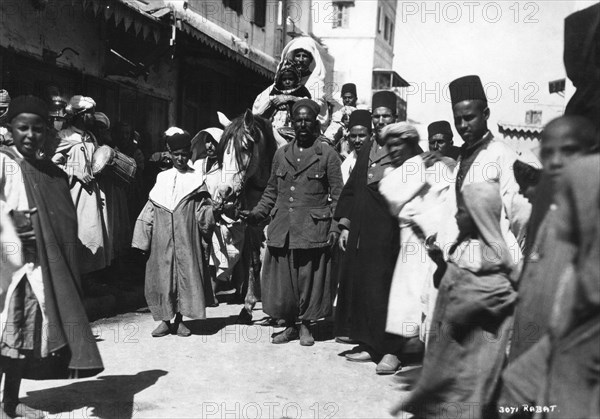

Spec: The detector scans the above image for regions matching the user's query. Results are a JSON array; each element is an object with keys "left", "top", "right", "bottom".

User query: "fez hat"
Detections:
[
  {"left": 428, "top": 121, "right": 453, "bottom": 139},
  {"left": 348, "top": 110, "right": 372, "bottom": 130},
  {"left": 372, "top": 91, "right": 397, "bottom": 112},
  {"left": 449, "top": 75, "right": 487, "bottom": 105},
  {"left": 165, "top": 127, "right": 191, "bottom": 151},
  {"left": 49, "top": 96, "right": 67, "bottom": 118},
  {"left": 341, "top": 83, "right": 357, "bottom": 96},
  {"left": 292, "top": 98, "right": 320, "bottom": 116},
  {"left": 5, "top": 95, "right": 49, "bottom": 122}
]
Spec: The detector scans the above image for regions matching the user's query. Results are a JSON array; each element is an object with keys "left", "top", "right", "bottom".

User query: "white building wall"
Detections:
[{"left": 311, "top": 0, "right": 397, "bottom": 106}]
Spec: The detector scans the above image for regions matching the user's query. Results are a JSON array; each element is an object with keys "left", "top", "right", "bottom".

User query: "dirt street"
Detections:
[{"left": 17, "top": 303, "right": 417, "bottom": 418}]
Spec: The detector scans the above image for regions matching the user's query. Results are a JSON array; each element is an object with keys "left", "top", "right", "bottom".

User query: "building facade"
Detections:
[
  {"left": 310, "top": 0, "right": 408, "bottom": 118},
  {"left": 0, "top": 0, "right": 334, "bottom": 152}
]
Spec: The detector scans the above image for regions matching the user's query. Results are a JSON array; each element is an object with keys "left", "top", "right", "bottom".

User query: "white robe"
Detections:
[
  {"left": 0, "top": 149, "right": 49, "bottom": 356},
  {"left": 379, "top": 155, "right": 453, "bottom": 338},
  {"left": 436, "top": 135, "right": 531, "bottom": 272}
]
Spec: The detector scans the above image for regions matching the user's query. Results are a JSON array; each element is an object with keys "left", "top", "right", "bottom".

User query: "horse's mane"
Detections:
[{"left": 217, "top": 113, "right": 278, "bottom": 176}]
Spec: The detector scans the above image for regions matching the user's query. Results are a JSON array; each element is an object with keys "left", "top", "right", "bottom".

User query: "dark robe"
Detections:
[
  {"left": 0, "top": 148, "right": 104, "bottom": 379},
  {"left": 132, "top": 168, "right": 215, "bottom": 321},
  {"left": 333, "top": 137, "right": 403, "bottom": 354}
]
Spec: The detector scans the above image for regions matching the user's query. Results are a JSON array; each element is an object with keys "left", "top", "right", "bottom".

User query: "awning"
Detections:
[
  {"left": 80, "top": 0, "right": 171, "bottom": 44},
  {"left": 165, "top": 1, "right": 277, "bottom": 78}
]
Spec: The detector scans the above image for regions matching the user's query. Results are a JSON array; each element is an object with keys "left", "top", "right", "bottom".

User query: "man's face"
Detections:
[
  {"left": 170, "top": 148, "right": 191, "bottom": 172},
  {"left": 51, "top": 117, "right": 66, "bottom": 131},
  {"left": 293, "top": 106, "right": 318, "bottom": 145},
  {"left": 540, "top": 123, "right": 587, "bottom": 181},
  {"left": 452, "top": 100, "right": 489, "bottom": 145},
  {"left": 348, "top": 126, "right": 369, "bottom": 153},
  {"left": 293, "top": 50, "right": 313, "bottom": 72},
  {"left": 206, "top": 139, "right": 218, "bottom": 159},
  {"left": 372, "top": 107, "right": 395, "bottom": 137},
  {"left": 386, "top": 133, "right": 414, "bottom": 167},
  {"left": 429, "top": 134, "right": 453, "bottom": 155},
  {"left": 342, "top": 92, "right": 357, "bottom": 107},
  {"left": 0, "top": 106, "right": 8, "bottom": 118},
  {"left": 10, "top": 113, "right": 46, "bottom": 159},
  {"left": 83, "top": 112, "right": 96, "bottom": 130}
]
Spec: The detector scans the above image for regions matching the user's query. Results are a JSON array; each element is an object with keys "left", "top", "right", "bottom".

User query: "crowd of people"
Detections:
[{"left": 0, "top": 33, "right": 598, "bottom": 419}]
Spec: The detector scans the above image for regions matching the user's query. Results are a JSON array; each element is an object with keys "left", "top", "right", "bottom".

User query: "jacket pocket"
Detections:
[
  {"left": 307, "top": 170, "right": 325, "bottom": 180},
  {"left": 309, "top": 207, "right": 332, "bottom": 220},
  {"left": 305, "top": 207, "right": 332, "bottom": 243}
]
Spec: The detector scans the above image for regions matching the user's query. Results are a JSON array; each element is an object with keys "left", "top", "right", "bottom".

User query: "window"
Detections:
[
  {"left": 376, "top": 6, "right": 382, "bottom": 33},
  {"left": 253, "top": 0, "right": 267, "bottom": 27},
  {"left": 389, "top": 22, "right": 394, "bottom": 46},
  {"left": 223, "top": 0, "right": 243, "bottom": 14},
  {"left": 332, "top": 4, "right": 350, "bottom": 29},
  {"left": 383, "top": 15, "right": 390, "bottom": 41}
]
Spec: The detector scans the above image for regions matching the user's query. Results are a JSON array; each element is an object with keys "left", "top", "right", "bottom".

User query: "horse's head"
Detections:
[{"left": 217, "top": 109, "right": 269, "bottom": 202}]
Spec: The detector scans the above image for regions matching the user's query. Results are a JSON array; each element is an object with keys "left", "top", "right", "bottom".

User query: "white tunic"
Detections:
[
  {"left": 379, "top": 155, "right": 454, "bottom": 338},
  {"left": 0, "top": 148, "right": 49, "bottom": 356}
]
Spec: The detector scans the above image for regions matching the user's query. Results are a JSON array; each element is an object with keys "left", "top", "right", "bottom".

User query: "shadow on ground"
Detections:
[{"left": 21, "top": 370, "right": 167, "bottom": 419}]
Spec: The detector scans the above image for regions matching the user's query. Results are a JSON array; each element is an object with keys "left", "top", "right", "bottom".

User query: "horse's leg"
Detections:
[{"left": 237, "top": 225, "right": 262, "bottom": 324}]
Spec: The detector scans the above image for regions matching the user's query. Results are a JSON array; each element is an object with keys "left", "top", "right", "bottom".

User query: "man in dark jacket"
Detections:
[
  {"left": 334, "top": 91, "right": 407, "bottom": 374},
  {"left": 243, "top": 99, "right": 343, "bottom": 346}
]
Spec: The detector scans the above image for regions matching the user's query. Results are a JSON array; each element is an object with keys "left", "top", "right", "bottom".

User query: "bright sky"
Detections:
[{"left": 392, "top": 0, "right": 597, "bottom": 143}]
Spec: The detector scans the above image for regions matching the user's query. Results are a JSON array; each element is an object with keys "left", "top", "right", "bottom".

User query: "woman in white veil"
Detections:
[{"left": 253, "top": 36, "right": 329, "bottom": 124}]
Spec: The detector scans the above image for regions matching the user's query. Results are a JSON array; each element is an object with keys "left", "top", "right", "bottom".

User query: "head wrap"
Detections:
[
  {"left": 276, "top": 60, "right": 301, "bottom": 85},
  {"left": 5, "top": 95, "right": 49, "bottom": 122},
  {"left": 348, "top": 110, "right": 372, "bottom": 130},
  {"left": 94, "top": 112, "right": 110, "bottom": 129},
  {"left": 291, "top": 99, "right": 321, "bottom": 117},
  {"left": 202, "top": 127, "right": 223, "bottom": 144},
  {"left": 65, "top": 95, "right": 96, "bottom": 116},
  {"left": 380, "top": 122, "right": 420, "bottom": 144},
  {"left": 428, "top": 120, "right": 453, "bottom": 139},
  {"left": 165, "top": 127, "right": 191, "bottom": 151},
  {"left": 372, "top": 91, "right": 397, "bottom": 113},
  {"left": 449, "top": 75, "right": 487, "bottom": 105},
  {"left": 341, "top": 83, "right": 357, "bottom": 96}
]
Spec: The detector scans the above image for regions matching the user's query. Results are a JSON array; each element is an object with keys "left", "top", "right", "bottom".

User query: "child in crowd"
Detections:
[
  {"left": 0, "top": 96, "right": 103, "bottom": 418},
  {"left": 132, "top": 128, "right": 227, "bottom": 337},
  {"left": 261, "top": 61, "right": 311, "bottom": 129}
]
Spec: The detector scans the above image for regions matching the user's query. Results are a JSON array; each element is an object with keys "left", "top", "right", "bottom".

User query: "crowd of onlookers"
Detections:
[{"left": 0, "top": 31, "right": 598, "bottom": 418}]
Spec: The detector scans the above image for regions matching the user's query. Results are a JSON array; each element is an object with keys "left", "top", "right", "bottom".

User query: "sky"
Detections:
[{"left": 392, "top": 0, "right": 597, "bottom": 143}]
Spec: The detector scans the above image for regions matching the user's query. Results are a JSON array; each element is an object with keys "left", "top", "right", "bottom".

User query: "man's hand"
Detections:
[
  {"left": 239, "top": 210, "right": 260, "bottom": 225},
  {"left": 421, "top": 151, "right": 443, "bottom": 168},
  {"left": 327, "top": 231, "right": 339, "bottom": 250},
  {"left": 81, "top": 172, "right": 94, "bottom": 184},
  {"left": 338, "top": 229, "right": 349, "bottom": 251}
]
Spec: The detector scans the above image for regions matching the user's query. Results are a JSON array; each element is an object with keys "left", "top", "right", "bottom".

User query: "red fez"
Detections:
[
  {"left": 372, "top": 91, "right": 397, "bottom": 113},
  {"left": 292, "top": 99, "right": 320, "bottom": 116},
  {"left": 348, "top": 110, "right": 372, "bottom": 130},
  {"left": 5, "top": 95, "right": 49, "bottom": 122},
  {"left": 428, "top": 121, "right": 453, "bottom": 139},
  {"left": 449, "top": 75, "right": 487, "bottom": 105},
  {"left": 165, "top": 127, "right": 191, "bottom": 151},
  {"left": 341, "top": 83, "right": 357, "bottom": 96}
]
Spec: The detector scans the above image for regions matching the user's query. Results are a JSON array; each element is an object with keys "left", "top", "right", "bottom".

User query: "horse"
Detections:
[{"left": 215, "top": 109, "right": 280, "bottom": 323}]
